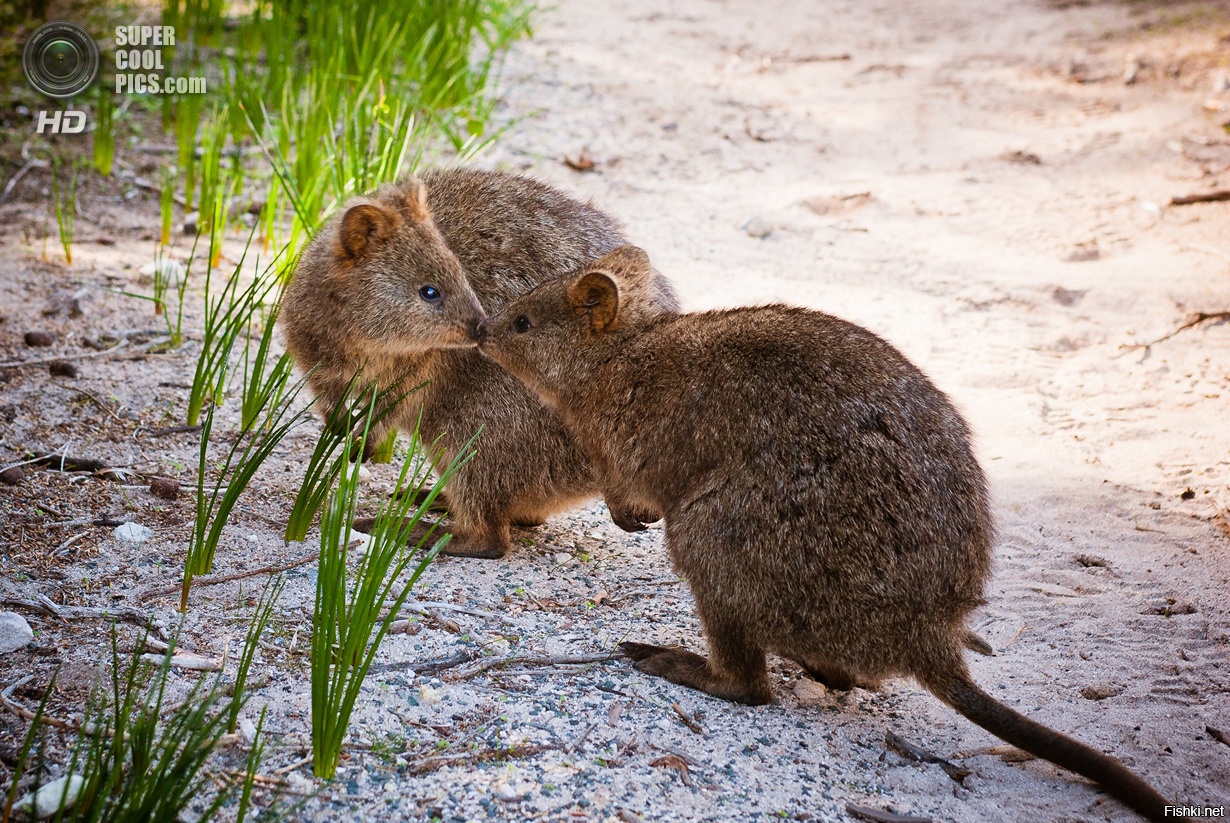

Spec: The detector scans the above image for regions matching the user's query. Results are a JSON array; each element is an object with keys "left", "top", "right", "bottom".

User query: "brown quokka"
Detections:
[
  {"left": 280, "top": 169, "right": 678, "bottom": 558},
  {"left": 473, "top": 245, "right": 1172, "bottom": 820}
]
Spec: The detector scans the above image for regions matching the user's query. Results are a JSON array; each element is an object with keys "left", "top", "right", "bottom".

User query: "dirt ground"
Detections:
[{"left": 2, "top": 0, "right": 1229, "bottom": 821}]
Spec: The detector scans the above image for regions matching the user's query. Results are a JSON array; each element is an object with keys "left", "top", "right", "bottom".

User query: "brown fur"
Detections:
[
  {"left": 474, "top": 245, "right": 1173, "bottom": 820},
  {"left": 280, "top": 170, "right": 678, "bottom": 558}
]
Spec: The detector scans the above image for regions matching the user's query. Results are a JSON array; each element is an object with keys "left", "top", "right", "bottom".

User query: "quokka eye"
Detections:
[
  {"left": 513, "top": 316, "right": 532, "bottom": 333},
  {"left": 420, "top": 285, "right": 442, "bottom": 303}
]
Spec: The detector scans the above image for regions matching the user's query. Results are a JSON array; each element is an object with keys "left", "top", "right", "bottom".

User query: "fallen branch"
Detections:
[
  {"left": 565, "top": 720, "right": 600, "bottom": 754},
  {"left": 406, "top": 742, "right": 557, "bottom": 775},
  {"left": 0, "top": 158, "right": 49, "bottom": 203},
  {"left": 1120, "top": 311, "right": 1230, "bottom": 355},
  {"left": 368, "top": 651, "right": 476, "bottom": 676},
  {"left": 45, "top": 516, "right": 126, "bottom": 529},
  {"left": 1, "top": 675, "right": 80, "bottom": 731},
  {"left": 671, "top": 702, "right": 704, "bottom": 734},
  {"left": 26, "top": 453, "right": 132, "bottom": 481},
  {"left": 788, "top": 52, "right": 852, "bottom": 63},
  {"left": 0, "top": 340, "right": 128, "bottom": 369},
  {"left": 1182, "top": 244, "right": 1230, "bottom": 265},
  {"left": 649, "top": 753, "right": 693, "bottom": 786},
  {"left": 2, "top": 597, "right": 165, "bottom": 639},
  {"left": 885, "top": 730, "right": 970, "bottom": 782},
  {"left": 951, "top": 743, "right": 1035, "bottom": 762},
  {"left": 137, "top": 552, "right": 320, "bottom": 604},
  {"left": 1169, "top": 190, "right": 1230, "bottom": 206},
  {"left": 139, "top": 652, "right": 223, "bottom": 672},
  {"left": 447, "top": 651, "right": 623, "bottom": 682},
  {"left": 65, "top": 387, "right": 125, "bottom": 422},
  {"left": 846, "top": 804, "right": 934, "bottom": 823},
  {"left": 390, "top": 598, "right": 515, "bottom": 624},
  {"left": 2, "top": 676, "right": 238, "bottom": 747},
  {"left": 52, "top": 531, "right": 90, "bottom": 556},
  {"left": 144, "top": 424, "right": 203, "bottom": 438}
]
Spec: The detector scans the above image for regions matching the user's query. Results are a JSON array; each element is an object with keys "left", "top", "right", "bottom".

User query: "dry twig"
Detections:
[
  {"left": 447, "top": 651, "right": 622, "bottom": 682},
  {"left": 2, "top": 597, "right": 165, "bottom": 639},
  {"left": 406, "top": 742, "right": 557, "bottom": 775},
  {"left": 137, "top": 552, "right": 319, "bottom": 603},
  {"left": 671, "top": 702, "right": 704, "bottom": 734},
  {"left": 885, "top": 730, "right": 971, "bottom": 782},
  {"left": 0, "top": 340, "right": 129, "bottom": 369},
  {"left": 846, "top": 804, "right": 934, "bottom": 823},
  {"left": 1119, "top": 311, "right": 1230, "bottom": 357},
  {"left": 1170, "top": 190, "right": 1230, "bottom": 206}
]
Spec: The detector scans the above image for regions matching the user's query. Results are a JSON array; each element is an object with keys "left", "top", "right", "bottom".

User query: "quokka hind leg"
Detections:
[
  {"left": 351, "top": 514, "right": 439, "bottom": 547},
  {"left": 795, "top": 661, "right": 861, "bottom": 692},
  {"left": 352, "top": 512, "right": 510, "bottom": 559},
  {"left": 622, "top": 614, "right": 772, "bottom": 705},
  {"left": 393, "top": 485, "right": 451, "bottom": 514},
  {"left": 437, "top": 513, "right": 512, "bottom": 559}
]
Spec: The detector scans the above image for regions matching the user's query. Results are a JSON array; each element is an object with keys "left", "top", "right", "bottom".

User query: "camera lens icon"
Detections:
[{"left": 23, "top": 21, "right": 99, "bottom": 99}]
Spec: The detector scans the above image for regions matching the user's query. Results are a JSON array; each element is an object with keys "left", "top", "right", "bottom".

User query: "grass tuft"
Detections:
[
  {"left": 284, "top": 373, "right": 421, "bottom": 543},
  {"left": 4, "top": 627, "right": 270, "bottom": 823},
  {"left": 50, "top": 156, "right": 76, "bottom": 266},
  {"left": 310, "top": 393, "right": 476, "bottom": 779},
  {"left": 183, "top": 369, "right": 311, "bottom": 612}
]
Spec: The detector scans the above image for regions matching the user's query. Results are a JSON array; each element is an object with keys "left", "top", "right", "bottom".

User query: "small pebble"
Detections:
[
  {"left": 553, "top": 552, "right": 574, "bottom": 565},
  {"left": 743, "top": 217, "right": 773, "bottom": 239},
  {"left": 113, "top": 522, "right": 152, "bottom": 545},
  {"left": 1080, "top": 683, "right": 1125, "bottom": 701},
  {"left": 0, "top": 466, "right": 24, "bottom": 485},
  {"left": 48, "top": 360, "right": 77, "bottom": 378},
  {"left": 1064, "top": 246, "right": 1099, "bottom": 263},
  {"left": 24, "top": 331, "right": 55, "bottom": 347},
  {"left": 0, "top": 611, "right": 34, "bottom": 653},
  {"left": 149, "top": 477, "right": 180, "bottom": 500},
  {"left": 419, "top": 685, "right": 443, "bottom": 705}
]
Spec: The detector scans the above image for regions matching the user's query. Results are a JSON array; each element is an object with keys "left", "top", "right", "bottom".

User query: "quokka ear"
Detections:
[
  {"left": 338, "top": 203, "right": 396, "bottom": 261},
  {"left": 593, "top": 245, "right": 652, "bottom": 281},
  {"left": 390, "top": 178, "right": 432, "bottom": 222},
  {"left": 568, "top": 270, "right": 620, "bottom": 334}
]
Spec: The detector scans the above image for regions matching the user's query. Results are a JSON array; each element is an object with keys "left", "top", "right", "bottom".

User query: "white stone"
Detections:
[
  {"left": 347, "top": 529, "right": 371, "bottom": 554},
  {"left": 419, "top": 685, "right": 442, "bottom": 705},
  {"left": 553, "top": 553, "right": 573, "bottom": 566},
  {"left": 14, "top": 774, "right": 85, "bottom": 819},
  {"left": 792, "top": 678, "right": 834, "bottom": 707},
  {"left": 0, "top": 611, "right": 33, "bottom": 653},
  {"left": 239, "top": 716, "right": 258, "bottom": 744},
  {"left": 138, "top": 258, "right": 183, "bottom": 284},
  {"left": 112, "top": 522, "right": 152, "bottom": 544}
]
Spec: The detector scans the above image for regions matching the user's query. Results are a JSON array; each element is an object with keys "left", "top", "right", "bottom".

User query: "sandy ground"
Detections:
[{"left": 2, "top": 0, "right": 1229, "bottom": 821}]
